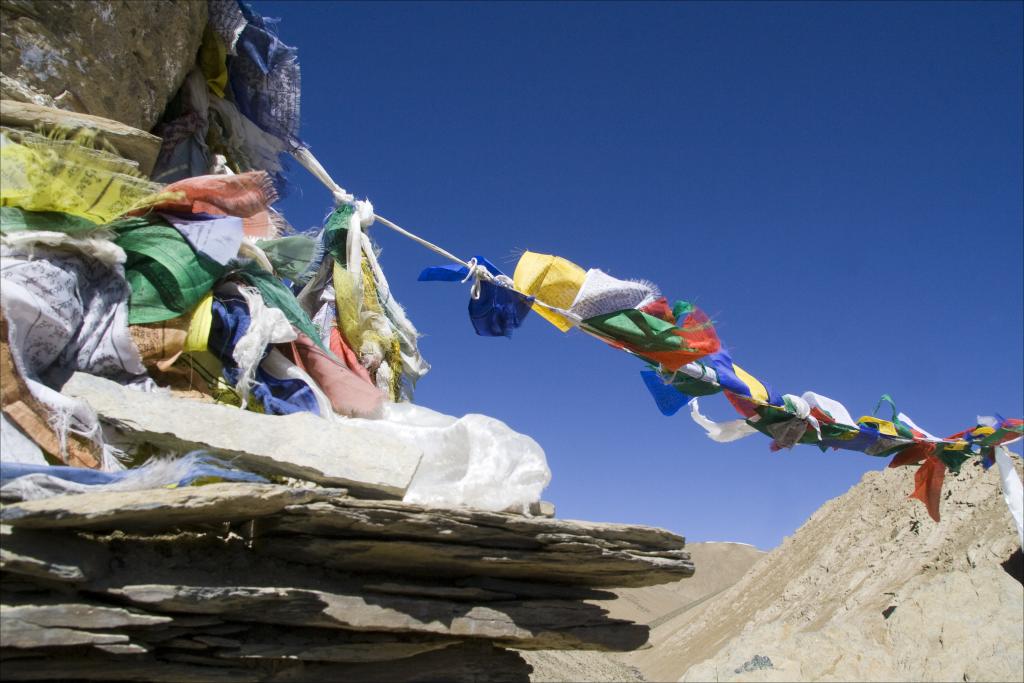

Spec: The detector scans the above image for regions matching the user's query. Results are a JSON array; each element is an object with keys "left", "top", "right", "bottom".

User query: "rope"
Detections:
[
  {"left": 372, "top": 213, "right": 470, "bottom": 269},
  {"left": 291, "top": 146, "right": 580, "bottom": 322},
  {"left": 292, "top": 147, "right": 353, "bottom": 205}
]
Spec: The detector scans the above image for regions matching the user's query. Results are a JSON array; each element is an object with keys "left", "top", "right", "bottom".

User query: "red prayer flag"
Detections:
[{"left": 910, "top": 452, "right": 946, "bottom": 523}]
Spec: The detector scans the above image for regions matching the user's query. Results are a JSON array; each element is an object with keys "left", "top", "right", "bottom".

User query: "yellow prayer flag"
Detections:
[
  {"left": 857, "top": 416, "right": 899, "bottom": 437},
  {"left": 512, "top": 251, "right": 587, "bottom": 332},
  {"left": 183, "top": 293, "right": 215, "bottom": 353},
  {"left": 732, "top": 363, "right": 770, "bottom": 404}
]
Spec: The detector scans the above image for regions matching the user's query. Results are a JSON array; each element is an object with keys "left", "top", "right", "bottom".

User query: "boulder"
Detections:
[
  {"left": 0, "top": 0, "right": 207, "bottom": 131},
  {"left": 0, "top": 474, "right": 696, "bottom": 680},
  {"left": 61, "top": 373, "right": 423, "bottom": 499},
  {"left": 0, "top": 99, "right": 162, "bottom": 175}
]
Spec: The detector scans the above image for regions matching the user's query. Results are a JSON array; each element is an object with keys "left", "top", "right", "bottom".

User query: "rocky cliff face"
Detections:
[
  {"left": 516, "top": 462, "right": 1023, "bottom": 683},
  {"left": 655, "top": 460, "right": 1024, "bottom": 683},
  {"left": 1, "top": 481, "right": 695, "bottom": 681},
  {"left": 521, "top": 542, "right": 767, "bottom": 682},
  {"left": 0, "top": 0, "right": 206, "bottom": 131}
]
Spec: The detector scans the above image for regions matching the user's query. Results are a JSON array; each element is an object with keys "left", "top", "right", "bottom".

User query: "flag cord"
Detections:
[{"left": 291, "top": 146, "right": 579, "bottom": 321}]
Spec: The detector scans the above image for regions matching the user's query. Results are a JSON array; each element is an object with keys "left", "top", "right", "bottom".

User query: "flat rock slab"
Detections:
[
  {"left": 1, "top": 618, "right": 130, "bottom": 649},
  {"left": 1, "top": 484, "right": 692, "bottom": 586},
  {"left": 0, "top": 483, "right": 325, "bottom": 531},
  {"left": 107, "top": 583, "right": 647, "bottom": 651},
  {"left": 267, "top": 498, "right": 685, "bottom": 552},
  {"left": 259, "top": 498, "right": 693, "bottom": 587},
  {"left": 62, "top": 373, "right": 422, "bottom": 498},
  {"left": 258, "top": 536, "right": 691, "bottom": 588},
  {"left": 1, "top": 603, "right": 172, "bottom": 629},
  {"left": 1, "top": 482, "right": 693, "bottom": 586},
  {"left": 0, "top": 100, "right": 161, "bottom": 175}
]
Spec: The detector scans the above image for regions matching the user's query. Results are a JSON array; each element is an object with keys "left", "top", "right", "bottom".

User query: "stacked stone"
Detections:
[{"left": 1, "top": 482, "right": 693, "bottom": 682}]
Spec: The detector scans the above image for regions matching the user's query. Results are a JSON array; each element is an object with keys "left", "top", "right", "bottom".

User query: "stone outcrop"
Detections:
[
  {"left": 0, "top": 0, "right": 207, "bottom": 131},
  {"left": 0, "top": 100, "right": 162, "bottom": 175},
  {"left": 1, "top": 482, "right": 694, "bottom": 681},
  {"left": 658, "top": 460, "right": 1023, "bottom": 683},
  {"left": 521, "top": 541, "right": 767, "bottom": 682},
  {"left": 62, "top": 373, "right": 423, "bottom": 499}
]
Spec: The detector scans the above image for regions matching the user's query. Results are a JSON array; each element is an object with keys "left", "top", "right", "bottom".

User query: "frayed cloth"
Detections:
[
  {"left": 0, "top": 128, "right": 164, "bottom": 224},
  {"left": 1, "top": 230, "right": 125, "bottom": 266},
  {"left": 0, "top": 245, "right": 150, "bottom": 469},
  {"left": 690, "top": 398, "right": 759, "bottom": 443},
  {"left": 0, "top": 452, "right": 266, "bottom": 502},
  {"left": 228, "top": 2, "right": 302, "bottom": 149},
  {"left": 208, "top": 0, "right": 247, "bottom": 55},
  {"left": 569, "top": 268, "right": 659, "bottom": 321},
  {"left": 145, "top": 171, "right": 278, "bottom": 220}
]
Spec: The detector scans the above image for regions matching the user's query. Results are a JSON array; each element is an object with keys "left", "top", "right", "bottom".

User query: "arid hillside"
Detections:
[
  {"left": 667, "top": 458, "right": 1023, "bottom": 682},
  {"left": 526, "top": 457, "right": 1023, "bottom": 683},
  {"left": 521, "top": 541, "right": 766, "bottom": 681}
]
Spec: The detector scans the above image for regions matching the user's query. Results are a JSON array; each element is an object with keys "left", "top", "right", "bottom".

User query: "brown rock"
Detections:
[
  {"left": 0, "top": 100, "right": 162, "bottom": 175},
  {"left": 0, "top": 0, "right": 207, "bottom": 131},
  {"left": 0, "top": 484, "right": 328, "bottom": 531}
]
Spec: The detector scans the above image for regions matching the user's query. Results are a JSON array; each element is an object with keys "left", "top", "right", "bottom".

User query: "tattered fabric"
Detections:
[
  {"left": 418, "top": 256, "right": 534, "bottom": 338},
  {"left": 0, "top": 129, "right": 164, "bottom": 224},
  {"left": 208, "top": 296, "right": 320, "bottom": 416},
  {"left": 114, "top": 218, "right": 226, "bottom": 324}
]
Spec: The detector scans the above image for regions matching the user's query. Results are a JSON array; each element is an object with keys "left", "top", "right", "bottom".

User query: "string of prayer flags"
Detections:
[{"left": 422, "top": 246, "right": 1022, "bottom": 524}]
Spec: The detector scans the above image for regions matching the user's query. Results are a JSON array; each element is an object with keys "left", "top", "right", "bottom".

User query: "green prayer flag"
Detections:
[
  {"left": 582, "top": 308, "right": 696, "bottom": 353},
  {"left": 322, "top": 204, "right": 353, "bottom": 263},
  {"left": 0, "top": 206, "right": 99, "bottom": 235},
  {"left": 233, "top": 262, "right": 330, "bottom": 353},
  {"left": 259, "top": 235, "right": 317, "bottom": 281},
  {"left": 114, "top": 217, "right": 226, "bottom": 324}
]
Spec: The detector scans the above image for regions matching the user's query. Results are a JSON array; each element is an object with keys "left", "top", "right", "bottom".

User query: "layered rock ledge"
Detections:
[{"left": 1, "top": 483, "right": 693, "bottom": 682}]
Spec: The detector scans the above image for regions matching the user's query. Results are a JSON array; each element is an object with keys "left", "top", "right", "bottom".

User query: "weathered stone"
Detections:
[
  {"left": 268, "top": 498, "right": 685, "bottom": 552},
  {"left": 164, "top": 637, "right": 211, "bottom": 651},
  {"left": 94, "top": 643, "right": 150, "bottom": 655},
  {"left": 258, "top": 535, "right": 691, "bottom": 588},
  {"left": 0, "top": 0, "right": 207, "bottom": 131},
  {"left": 456, "top": 577, "right": 617, "bottom": 602},
  {"left": 249, "top": 498, "right": 691, "bottom": 587},
  {"left": 62, "top": 373, "right": 423, "bottom": 498},
  {"left": 106, "top": 582, "right": 647, "bottom": 651},
  {"left": 162, "top": 616, "right": 225, "bottom": 629},
  {"left": 0, "top": 73, "right": 54, "bottom": 108},
  {"left": 363, "top": 581, "right": 517, "bottom": 602},
  {"left": 1, "top": 100, "right": 162, "bottom": 174},
  {"left": 2, "top": 641, "right": 534, "bottom": 682},
  {"left": 0, "top": 526, "right": 109, "bottom": 583},
  {"left": 531, "top": 501, "right": 556, "bottom": 518},
  {"left": 217, "top": 627, "right": 459, "bottom": 663},
  {"left": 1, "top": 618, "right": 129, "bottom": 648},
  {"left": 0, "top": 457, "right": 696, "bottom": 681},
  {"left": 1, "top": 602, "right": 172, "bottom": 629},
  {"left": 193, "top": 635, "right": 242, "bottom": 648},
  {"left": 0, "top": 657, "right": 261, "bottom": 682},
  {"left": 0, "top": 484, "right": 326, "bottom": 531}
]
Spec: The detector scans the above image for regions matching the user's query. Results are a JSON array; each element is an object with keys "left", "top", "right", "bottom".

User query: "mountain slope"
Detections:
[
  {"left": 660, "top": 458, "right": 1023, "bottom": 682},
  {"left": 522, "top": 541, "right": 766, "bottom": 682}
]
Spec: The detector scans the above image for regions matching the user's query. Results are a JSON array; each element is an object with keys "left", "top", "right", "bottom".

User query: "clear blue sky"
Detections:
[{"left": 253, "top": 0, "right": 1023, "bottom": 549}]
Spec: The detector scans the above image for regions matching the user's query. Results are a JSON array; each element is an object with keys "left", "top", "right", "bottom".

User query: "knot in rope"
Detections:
[
  {"left": 354, "top": 199, "right": 375, "bottom": 228},
  {"left": 460, "top": 257, "right": 495, "bottom": 300}
]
